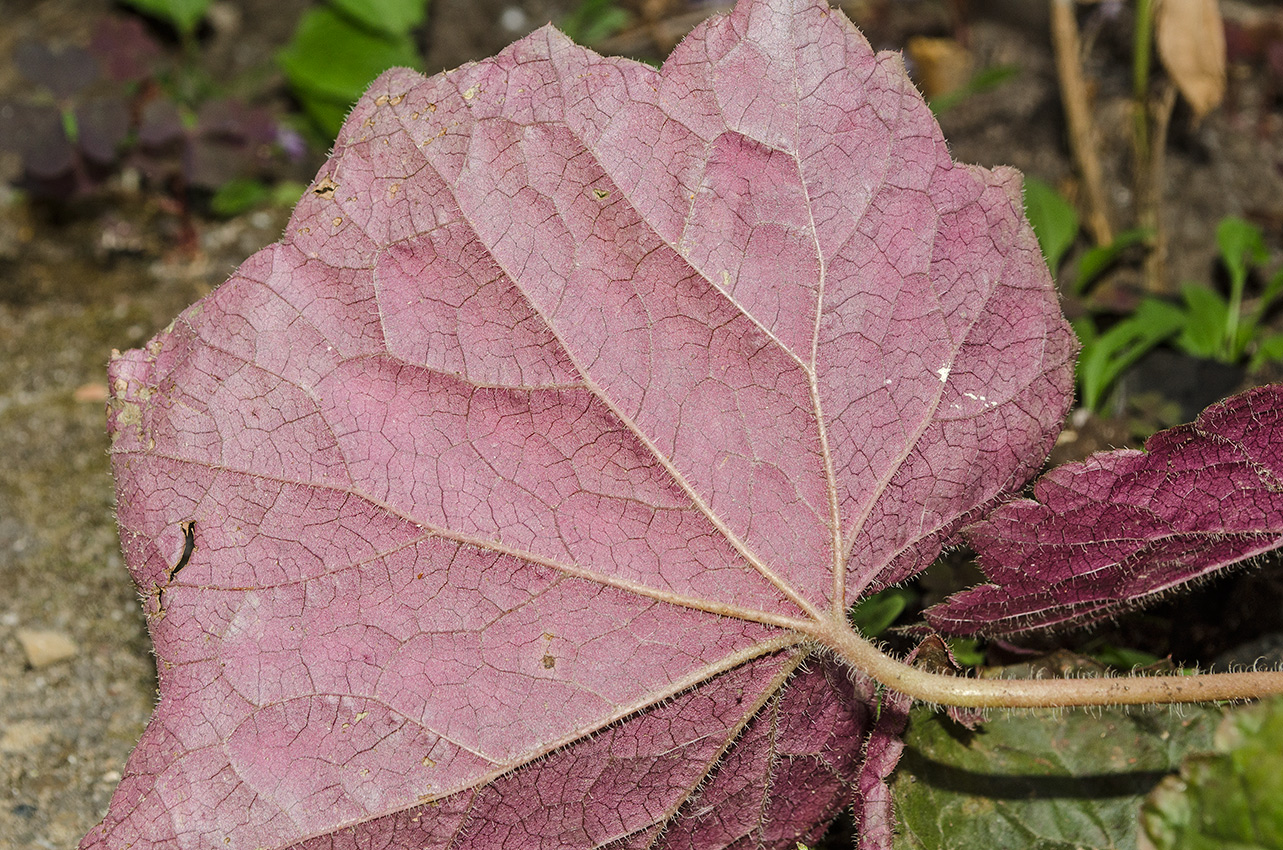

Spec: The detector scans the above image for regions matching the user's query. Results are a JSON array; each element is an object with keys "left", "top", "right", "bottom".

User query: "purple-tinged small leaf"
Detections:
[
  {"left": 14, "top": 40, "right": 100, "bottom": 99},
  {"left": 929, "top": 385, "right": 1283, "bottom": 637},
  {"left": 76, "top": 94, "right": 132, "bottom": 164},
  {"left": 0, "top": 100, "right": 74, "bottom": 179},
  {"left": 84, "top": 0, "right": 1074, "bottom": 847},
  {"left": 196, "top": 98, "right": 279, "bottom": 146},
  {"left": 137, "top": 99, "right": 187, "bottom": 149},
  {"left": 88, "top": 15, "right": 163, "bottom": 84}
]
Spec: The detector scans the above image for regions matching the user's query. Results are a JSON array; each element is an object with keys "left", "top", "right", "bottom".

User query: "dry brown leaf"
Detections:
[{"left": 1156, "top": 0, "right": 1227, "bottom": 122}]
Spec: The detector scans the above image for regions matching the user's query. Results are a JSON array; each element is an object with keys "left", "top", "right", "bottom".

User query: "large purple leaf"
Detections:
[
  {"left": 929, "top": 385, "right": 1283, "bottom": 637},
  {"left": 85, "top": 0, "right": 1074, "bottom": 847}
]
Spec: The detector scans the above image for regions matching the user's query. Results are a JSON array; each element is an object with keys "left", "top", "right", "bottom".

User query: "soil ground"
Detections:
[{"left": 2, "top": 1, "right": 1283, "bottom": 848}]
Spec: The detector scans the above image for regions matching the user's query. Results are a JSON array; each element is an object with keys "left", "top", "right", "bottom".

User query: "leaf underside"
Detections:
[{"left": 86, "top": 0, "right": 1074, "bottom": 848}]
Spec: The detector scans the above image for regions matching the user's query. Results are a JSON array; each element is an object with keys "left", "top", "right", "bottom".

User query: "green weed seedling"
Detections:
[
  {"left": 1025, "top": 176, "right": 1150, "bottom": 296},
  {"left": 1172, "top": 216, "right": 1283, "bottom": 368},
  {"left": 927, "top": 63, "right": 1020, "bottom": 116},
  {"left": 1023, "top": 176, "right": 1162, "bottom": 411},
  {"left": 1072, "top": 300, "right": 1185, "bottom": 412}
]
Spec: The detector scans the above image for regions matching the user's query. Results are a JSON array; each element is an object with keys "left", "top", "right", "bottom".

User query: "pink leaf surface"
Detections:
[
  {"left": 85, "top": 0, "right": 1074, "bottom": 847},
  {"left": 928, "top": 385, "right": 1283, "bottom": 637}
]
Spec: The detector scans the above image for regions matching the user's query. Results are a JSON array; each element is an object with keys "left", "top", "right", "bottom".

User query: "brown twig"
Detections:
[{"left": 1050, "top": 0, "right": 1114, "bottom": 246}]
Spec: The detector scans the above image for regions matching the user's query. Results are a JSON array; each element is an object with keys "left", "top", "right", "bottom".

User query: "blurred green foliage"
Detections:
[
  {"left": 849, "top": 587, "right": 916, "bottom": 638},
  {"left": 119, "top": 0, "right": 212, "bottom": 37},
  {"left": 558, "top": 0, "right": 633, "bottom": 46},
  {"left": 1023, "top": 176, "right": 1168, "bottom": 412},
  {"left": 278, "top": 0, "right": 428, "bottom": 137},
  {"left": 1141, "top": 696, "right": 1283, "bottom": 849}
]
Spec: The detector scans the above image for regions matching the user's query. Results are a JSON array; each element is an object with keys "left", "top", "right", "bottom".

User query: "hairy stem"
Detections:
[{"left": 817, "top": 620, "right": 1283, "bottom": 708}]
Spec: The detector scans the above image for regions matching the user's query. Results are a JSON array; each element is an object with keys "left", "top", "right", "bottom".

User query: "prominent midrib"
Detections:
[{"left": 431, "top": 171, "right": 828, "bottom": 625}]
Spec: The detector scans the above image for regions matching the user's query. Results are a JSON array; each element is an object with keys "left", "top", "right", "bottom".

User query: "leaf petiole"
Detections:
[{"left": 817, "top": 619, "right": 1283, "bottom": 709}]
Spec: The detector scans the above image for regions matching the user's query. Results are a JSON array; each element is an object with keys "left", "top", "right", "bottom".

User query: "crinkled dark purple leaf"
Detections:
[
  {"left": 83, "top": 0, "right": 1074, "bottom": 848},
  {"left": 928, "top": 385, "right": 1283, "bottom": 637}
]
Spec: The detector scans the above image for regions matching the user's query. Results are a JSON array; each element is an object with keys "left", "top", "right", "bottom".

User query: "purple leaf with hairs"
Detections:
[
  {"left": 928, "top": 385, "right": 1283, "bottom": 637},
  {"left": 82, "top": 0, "right": 1075, "bottom": 847}
]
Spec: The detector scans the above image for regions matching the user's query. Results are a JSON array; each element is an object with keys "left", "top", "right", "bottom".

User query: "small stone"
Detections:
[
  {"left": 15, "top": 628, "right": 78, "bottom": 668},
  {"left": 0, "top": 719, "right": 53, "bottom": 753},
  {"left": 73, "top": 382, "right": 110, "bottom": 403}
]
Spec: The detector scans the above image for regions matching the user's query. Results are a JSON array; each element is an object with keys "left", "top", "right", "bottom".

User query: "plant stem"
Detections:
[
  {"left": 1050, "top": 0, "right": 1113, "bottom": 245},
  {"left": 1131, "top": 0, "right": 1176, "bottom": 294},
  {"left": 1133, "top": 0, "right": 1153, "bottom": 164},
  {"left": 817, "top": 619, "right": 1283, "bottom": 708},
  {"left": 1139, "top": 83, "right": 1176, "bottom": 295}
]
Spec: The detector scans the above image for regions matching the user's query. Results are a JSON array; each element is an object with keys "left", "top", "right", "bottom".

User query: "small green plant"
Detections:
[
  {"left": 1071, "top": 299, "right": 1185, "bottom": 412},
  {"left": 1024, "top": 176, "right": 1163, "bottom": 411},
  {"left": 1024, "top": 176, "right": 1150, "bottom": 296},
  {"left": 1169, "top": 216, "right": 1283, "bottom": 368},
  {"left": 209, "top": 177, "right": 310, "bottom": 218},
  {"left": 0, "top": 13, "right": 301, "bottom": 225},
  {"left": 1024, "top": 175, "right": 1078, "bottom": 274},
  {"left": 117, "top": 0, "right": 218, "bottom": 105},
  {"left": 1141, "top": 696, "right": 1283, "bottom": 849},
  {"left": 278, "top": 0, "right": 428, "bottom": 137}
]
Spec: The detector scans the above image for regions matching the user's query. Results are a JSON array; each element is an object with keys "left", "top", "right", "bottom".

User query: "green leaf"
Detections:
[
  {"left": 1023, "top": 176, "right": 1078, "bottom": 275},
  {"left": 1216, "top": 216, "right": 1268, "bottom": 293},
  {"left": 1176, "top": 283, "right": 1232, "bottom": 361},
  {"left": 1085, "top": 641, "right": 1163, "bottom": 671},
  {"left": 893, "top": 701, "right": 1224, "bottom": 850},
  {"left": 329, "top": 0, "right": 430, "bottom": 38},
  {"left": 1250, "top": 331, "right": 1283, "bottom": 372},
  {"left": 293, "top": 91, "right": 357, "bottom": 140},
  {"left": 270, "top": 180, "right": 309, "bottom": 207},
  {"left": 1140, "top": 696, "right": 1283, "bottom": 850},
  {"left": 209, "top": 177, "right": 269, "bottom": 217},
  {"left": 1074, "top": 227, "right": 1151, "bottom": 294},
  {"left": 559, "top": 0, "right": 633, "bottom": 46},
  {"left": 278, "top": 7, "right": 421, "bottom": 134},
  {"left": 1074, "top": 299, "right": 1184, "bottom": 411},
  {"left": 848, "top": 587, "right": 914, "bottom": 638},
  {"left": 946, "top": 637, "right": 984, "bottom": 667},
  {"left": 119, "top": 0, "right": 211, "bottom": 36},
  {"left": 1260, "top": 268, "right": 1283, "bottom": 314}
]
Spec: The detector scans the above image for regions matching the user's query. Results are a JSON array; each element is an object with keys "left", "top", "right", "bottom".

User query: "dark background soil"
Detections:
[{"left": 2, "top": 1, "right": 1283, "bottom": 847}]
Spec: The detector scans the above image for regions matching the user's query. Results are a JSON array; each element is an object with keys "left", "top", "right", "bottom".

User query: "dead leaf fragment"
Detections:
[
  {"left": 905, "top": 36, "right": 973, "bottom": 100},
  {"left": 16, "top": 628, "right": 78, "bottom": 668},
  {"left": 1156, "top": 0, "right": 1227, "bottom": 121}
]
